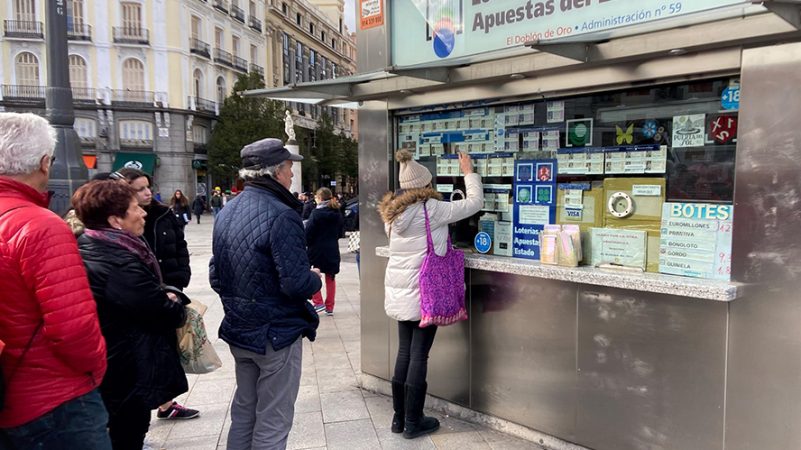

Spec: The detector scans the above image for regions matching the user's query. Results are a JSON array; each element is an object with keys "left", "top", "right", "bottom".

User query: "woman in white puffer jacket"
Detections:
[{"left": 378, "top": 149, "right": 482, "bottom": 440}]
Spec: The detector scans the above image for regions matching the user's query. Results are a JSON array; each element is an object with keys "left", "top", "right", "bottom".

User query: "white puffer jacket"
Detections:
[{"left": 379, "top": 173, "right": 483, "bottom": 321}]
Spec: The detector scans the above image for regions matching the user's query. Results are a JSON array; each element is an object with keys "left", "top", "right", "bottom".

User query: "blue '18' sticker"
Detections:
[{"left": 474, "top": 232, "right": 492, "bottom": 254}]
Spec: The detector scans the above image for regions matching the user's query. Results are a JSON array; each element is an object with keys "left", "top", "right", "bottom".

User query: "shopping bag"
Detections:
[
  {"left": 418, "top": 204, "right": 468, "bottom": 328},
  {"left": 347, "top": 231, "right": 360, "bottom": 253},
  {"left": 177, "top": 300, "right": 222, "bottom": 374}
]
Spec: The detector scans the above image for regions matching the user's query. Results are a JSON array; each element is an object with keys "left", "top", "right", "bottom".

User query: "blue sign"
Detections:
[
  {"left": 721, "top": 86, "right": 740, "bottom": 110},
  {"left": 512, "top": 159, "right": 557, "bottom": 260},
  {"left": 474, "top": 232, "right": 492, "bottom": 254}
]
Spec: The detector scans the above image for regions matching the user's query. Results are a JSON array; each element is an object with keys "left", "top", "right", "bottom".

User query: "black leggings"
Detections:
[{"left": 393, "top": 320, "right": 437, "bottom": 388}]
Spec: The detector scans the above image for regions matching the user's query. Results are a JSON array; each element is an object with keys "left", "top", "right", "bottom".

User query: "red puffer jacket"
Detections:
[{"left": 0, "top": 177, "right": 107, "bottom": 428}]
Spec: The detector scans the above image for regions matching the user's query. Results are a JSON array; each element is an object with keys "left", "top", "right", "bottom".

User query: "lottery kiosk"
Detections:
[{"left": 246, "top": 2, "right": 801, "bottom": 449}]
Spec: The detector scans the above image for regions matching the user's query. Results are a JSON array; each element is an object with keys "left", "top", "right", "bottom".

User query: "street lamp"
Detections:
[{"left": 45, "top": 0, "right": 87, "bottom": 214}]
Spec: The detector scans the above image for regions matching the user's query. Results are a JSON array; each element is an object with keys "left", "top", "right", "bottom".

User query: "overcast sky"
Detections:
[{"left": 344, "top": 0, "right": 356, "bottom": 32}]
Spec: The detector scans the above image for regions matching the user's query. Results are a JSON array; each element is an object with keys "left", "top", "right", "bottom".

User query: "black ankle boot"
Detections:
[
  {"left": 403, "top": 383, "right": 440, "bottom": 439},
  {"left": 391, "top": 380, "right": 405, "bottom": 433}
]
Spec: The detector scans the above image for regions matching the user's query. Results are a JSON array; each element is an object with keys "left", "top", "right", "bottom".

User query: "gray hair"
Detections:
[
  {"left": 239, "top": 162, "right": 284, "bottom": 181},
  {"left": 0, "top": 113, "right": 57, "bottom": 175}
]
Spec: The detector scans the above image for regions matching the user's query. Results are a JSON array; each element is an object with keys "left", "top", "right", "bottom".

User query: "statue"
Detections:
[{"left": 284, "top": 110, "right": 296, "bottom": 142}]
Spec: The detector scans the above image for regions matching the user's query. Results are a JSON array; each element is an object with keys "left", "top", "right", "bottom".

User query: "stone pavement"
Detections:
[{"left": 146, "top": 218, "right": 543, "bottom": 450}]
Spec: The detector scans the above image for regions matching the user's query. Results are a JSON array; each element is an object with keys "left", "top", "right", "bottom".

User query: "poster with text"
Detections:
[
  {"left": 513, "top": 159, "right": 557, "bottom": 260},
  {"left": 659, "top": 202, "right": 733, "bottom": 280}
]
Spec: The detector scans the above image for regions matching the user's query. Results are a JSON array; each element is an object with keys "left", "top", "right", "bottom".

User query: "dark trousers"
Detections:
[
  {"left": 106, "top": 400, "right": 151, "bottom": 450},
  {"left": 0, "top": 389, "right": 111, "bottom": 450},
  {"left": 393, "top": 321, "right": 438, "bottom": 387}
]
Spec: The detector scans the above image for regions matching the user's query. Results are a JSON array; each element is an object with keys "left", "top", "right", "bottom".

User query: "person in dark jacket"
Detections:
[
  {"left": 72, "top": 180, "right": 189, "bottom": 450},
  {"left": 301, "top": 192, "right": 316, "bottom": 220},
  {"left": 192, "top": 195, "right": 205, "bottom": 224},
  {"left": 169, "top": 189, "right": 191, "bottom": 227},
  {"left": 306, "top": 187, "right": 344, "bottom": 316},
  {"left": 116, "top": 168, "right": 198, "bottom": 420},
  {"left": 210, "top": 137, "right": 322, "bottom": 450}
]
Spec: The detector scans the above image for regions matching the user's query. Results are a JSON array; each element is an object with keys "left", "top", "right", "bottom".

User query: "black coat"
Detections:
[
  {"left": 144, "top": 202, "right": 191, "bottom": 289},
  {"left": 77, "top": 234, "right": 188, "bottom": 413},
  {"left": 301, "top": 200, "right": 315, "bottom": 220},
  {"left": 305, "top": 205, "right": 344, "bottom": 275},
  {"left": 192, "top": 198, "right": 205, "bottom": 216},
  {"left": 172, "top": 202, "right": 191, "bottom": 224}
]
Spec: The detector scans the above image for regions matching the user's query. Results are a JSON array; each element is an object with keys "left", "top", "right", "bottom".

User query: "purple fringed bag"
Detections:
[{"left": 419, "top": 203, "right": 468, "bottom": 328}]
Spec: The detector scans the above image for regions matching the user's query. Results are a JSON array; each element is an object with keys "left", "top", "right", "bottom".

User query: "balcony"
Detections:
[
  {"left": 112, "top": 89, "right": 154, "bottom": 106},
  {"left": 250, "top": 63, "right": 264, "bottom": 79},
  {"left": 190, "top": 38, "right": 211, "bottom": 58},
  {"left": 233, "top": 55, "right": 248, "bottom": 73},
  {"left": 67, "top": 23, "right": 92, "bottom": 41},
  {"left": 71, "top": 87, "right": 97, "bottom": 103},
  {"left": 4, "top": 20, "right": 44, "bottom": 39},
  {"left": 213, "top": 0, "right": 229, "bottom": 13},
  {"left": 113, "top": 27, "right": 150, "bottom": 44},
  {"left": 248, "top": 16, "right": 262, "bottom": 32},
  {"left": 1, "top": 85, "right": 45, "bottom": 102},
  {"left": 213, "top": 48, "right": 233, "bottom": 67},
  {"left": 190, "top": 96, "right": 217, "bottom": 114},
  {"left": 231, "top": 5, "right": 245, "bottom": 23}
]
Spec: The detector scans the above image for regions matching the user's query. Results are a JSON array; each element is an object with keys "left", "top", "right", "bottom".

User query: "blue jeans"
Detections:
[
  {"left": 0, "top": 389, "right": 111, "bottom": 450},
  {"left": 212, "top": 206, "right": 222, "bottom": 220}
]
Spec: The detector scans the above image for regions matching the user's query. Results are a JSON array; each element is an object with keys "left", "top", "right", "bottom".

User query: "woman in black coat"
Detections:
[
  {"left": 192, "top": 196, "right": 205, "bottom": 224},
  {"left": 72, "top": 180, "right": 189, "bottom": 450},
  {"left": 305, "top": 187, "right": 344, "bottom": 316},
  {"left": 170, "top": 189, "right": 191, "bottom": 227}
]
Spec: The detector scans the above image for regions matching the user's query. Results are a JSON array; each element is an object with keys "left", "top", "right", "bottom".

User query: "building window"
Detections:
[
  {"left": 67, "top": 0, "right": 85, "bottom": 29},
  {"left": 193, "top": 69, "right": 204, "bottom": 98},
  {"left": 309, "top": 49, "right": 316, "bottom": 82},
  {"left": 216, "top": 76, "right": 226, "bottom": 104},
  {"left": 119, "top": 120, "right": 153, "bottom": 144},
  {"left": 331, "top": 38, "right": 336, "bottom": 50},
  {"left": 68, "top": 54, "right": 88, "bottom": 89},
  {"left": 14, "top": 0, "right": 36, "bottom": 22},
  {"left": 296, "top": 12, "right": 301, "bottom": 26},
  {"left": 122, "top": 58, "right": 145, "bottom": 91},
  {"left": 191, "top": 15, "right": 202, "bottom": 40},
  {"left": 192, "top": 125, "right": 209, "bottom": 144},
  {"left": 281, "top": 2, "right": 287, "bottom": 15},
  {"left": 232, "top": 35, "right": 240, "bottom": 57},
  {"left": 121, "top": 2, "right": 143, "bottom": 32},
  {"left": 249, "top": 0, "right": 256, "bottom": 17},
  {"left": 74, "top": 117, "right": 97, "bottom": 142},
  {"left": 321, "top": 31, "right": 325, "bottom": 43},
  {"left": 15, "top": 52, "right": 39, "bottom": 86},
  {"left": 215, "top": 27, "right": 223, "bottom": 48},
  {"left": 339, "top": 17, "right": 342, "bottom": 33},
  {"left": 250, "top": 44, "right": 258, "bottom": 65},
  {"left": 309, "top": 22, "right": 314, "bottom": 35},
  {"left": 282, "top": 33, "right": 290, "bottom": 85},
  {"left": 320, "top": 55, "right": 327, "bottom": 79},
  {"left": 295, "top": 42, "right": 303, "bottom": 84}
]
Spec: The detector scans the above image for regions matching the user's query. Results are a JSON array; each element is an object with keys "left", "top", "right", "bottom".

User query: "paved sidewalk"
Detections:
[{"left": 147, "top": 218, "right": 543, "bottom": 450}]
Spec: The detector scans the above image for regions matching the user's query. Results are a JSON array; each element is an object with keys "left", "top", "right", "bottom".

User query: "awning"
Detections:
[
  {"left": 112, "top": 152, "right": 156, "bottom": 175},
  {"left": 82, "top": 154, "right": 97, "bottom": 169}
]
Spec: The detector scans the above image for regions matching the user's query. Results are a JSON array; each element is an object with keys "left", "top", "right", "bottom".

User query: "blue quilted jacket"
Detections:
[{"left": 210, "top": 179, "right": 322, "bottom": 353}]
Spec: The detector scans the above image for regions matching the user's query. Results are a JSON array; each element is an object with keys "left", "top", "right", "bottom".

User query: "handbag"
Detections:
[
  {"left": 418, "top": 203, "right": 468, "bottom": 328},
  {"left": 176, "top": 300, "right": 222, "bottom": 374},
  {"left": 347, "top": 231, "right": 360, "bottom": 253}
]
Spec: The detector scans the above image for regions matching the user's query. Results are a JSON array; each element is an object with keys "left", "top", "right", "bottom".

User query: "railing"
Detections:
[
  {"left": 4, "top": 20, "right": 44, "bottom": 39},
  {"left": 213, "top": 0, "right": 229, "bottom": 13},
  {"left": 231, "top": 5, "right": 245, "bottom": 23},
  {"left": 193, "top": 97, "right": 217, "bottom": 113},
  {"left": 112, "top": 89, "right": 154, "bottom": 105},
  {"left": 1, "top": 85, "right": 45, "bottom": 100},
  {"left": 214, "top": 48, "right": 233, "bottom": 67},
  {"left": 250, "top": 63, "right": 264, "bottom": 78},
  {"left": 233, "top": 55, "right": 248, "bottom": 73},
  {"left": 190, "top": 38, "right": 211, "bottom": 58},
  {"left": 248, "top": 16, "right": 262, "bottom": 32},
  {"left": 67, "top": 23, "right": 92, "bottom": 41},
  {"left": 113, "top": 27, "right": 149, "bottom": 44},
  {"left": 71, "top": 87, "right": 96, "bottom": 102}
]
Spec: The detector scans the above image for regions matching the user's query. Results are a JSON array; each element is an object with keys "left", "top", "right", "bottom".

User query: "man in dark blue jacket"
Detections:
[{"left": 210, "top": 137, "right": 322, "bottom": 450}]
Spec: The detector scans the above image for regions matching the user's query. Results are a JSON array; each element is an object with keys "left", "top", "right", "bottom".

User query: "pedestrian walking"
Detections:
[
  {"left": 0, "top": 113, "right": 110, "bottom": 449},
  {"left": 116, "top": 168, "right": 199, "bottom": 421},
  {"left": 301, "top": 191, "right": 316, "bottom": 220},
  {"left": 210, "top": 137, "right": 322, "bottom": 450},
  {"left": 210, "top": 188, "right": 223, "bottom": 219},
  {"left": 72, "top": 180, "right": 190, "bottom": 450},
  {"left": 192, "top": 195, "right": 206, "bottom": 224},
  {"left": 170, "top": 189, "right": 192, "bottom": 227},
  {"left": 306, "top": 187, "right": 344, "bottom": 316},
  {"left": 377, "top": 150, "right": 482, "bottom": 439}
]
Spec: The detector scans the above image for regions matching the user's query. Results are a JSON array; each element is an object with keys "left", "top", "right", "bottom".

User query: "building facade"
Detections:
[
  {"left": 265, "top": 0, "right": 357, "bottom": 139},
  {"left": 0, "top": 0, "right": 268, "bottom": 200}
]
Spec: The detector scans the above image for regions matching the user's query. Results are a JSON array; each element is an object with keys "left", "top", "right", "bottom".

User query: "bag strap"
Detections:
[
  {"left": 0, "top": 205, "right": 43, "bottom": 383},
  {"left": 422, "top": 202, "right": 452, "bottom": 253}
]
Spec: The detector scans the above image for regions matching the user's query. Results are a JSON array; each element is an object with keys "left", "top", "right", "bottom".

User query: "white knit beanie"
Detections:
[{"left": 396, "top": 149, "right": 432, "bottom": 190}]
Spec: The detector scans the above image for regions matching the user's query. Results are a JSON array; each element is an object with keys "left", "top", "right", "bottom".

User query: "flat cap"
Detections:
[{"left": 241, "top": 138, "right": 303, "bottom": 169}]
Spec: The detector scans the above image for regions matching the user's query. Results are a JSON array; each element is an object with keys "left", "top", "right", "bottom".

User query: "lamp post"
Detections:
[{"left": 45, "top": 0, "right": 87, "bottom": 214}]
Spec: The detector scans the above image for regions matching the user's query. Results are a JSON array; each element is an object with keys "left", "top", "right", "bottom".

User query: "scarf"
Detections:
[
  {"left": 84, "top": 228, "right": 163, "bottom": 283},
  {"left": 246, "top": 176, "right": 303, "bottom": 216},
  {"left": 315, "top": 200, "right": 331, "bottom": 209}
]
